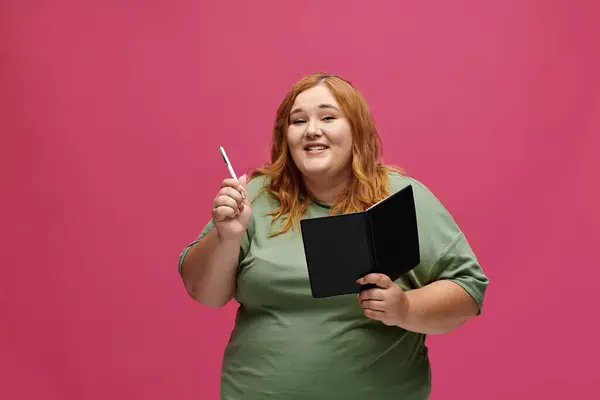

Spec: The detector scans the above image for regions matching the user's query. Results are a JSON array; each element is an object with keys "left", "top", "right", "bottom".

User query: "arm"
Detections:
[
  {"left": 401, "top": 280, "right": 479, "bottom": 334},
  {"left": 357, "top": 232, "right": 487, "bottom": 334},
  {"left": 358, "top": 178, "right": 489, "bottom": 332},
  {"left": 357, "top": 274, "right": 480, "bottom": 335},
  {"left": 180, "top": 228, "right": 241, "bottom": 308},
  {"left": 357, "top": 226, "right": 487, "bottom": 334},
  {"left": 179, "top": 175, "right": 251, "bottom": 308},
  {"left": 402, "top": 227, "right": 489, "bottom": 334}
]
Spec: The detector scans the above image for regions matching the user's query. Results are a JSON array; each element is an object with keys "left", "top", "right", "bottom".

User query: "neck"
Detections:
[{"left": 303, "top": 171, "right": 351, "bottom": 205}]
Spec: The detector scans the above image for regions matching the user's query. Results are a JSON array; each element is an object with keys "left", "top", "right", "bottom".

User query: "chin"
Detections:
[
  {"left": 302, "top": 168, "right": 329, "bottom": 178},
  {"left": 300, "top": 161, "right": 332, "bottom": 176}
]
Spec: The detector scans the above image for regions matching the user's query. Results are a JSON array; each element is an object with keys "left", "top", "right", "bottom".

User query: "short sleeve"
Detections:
[
  {"left": 428, "top": 231, "right": 489, "bottom": 315},
  {"left": 177, "top": 219, "right": 253, "bottom": 276},
  {"left": 395, "top": 175, "right": 490, "bottom": 315},
  {"left": 177, "top": 175, "right": 266, "bottom": 276}
]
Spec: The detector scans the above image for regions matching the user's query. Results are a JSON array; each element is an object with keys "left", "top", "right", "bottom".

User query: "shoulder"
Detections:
[
  {"left": 386, "top": 170, "right": 456, "bottom": 227},
  {"left": 245, "top": 173, "right": 278, "bottom": 212},
  {"left": 247, "top": 173, "right": 270, "bottom": 196},
  {"left": 386, "top": 168, "right": 462, "bottom": 254},
  {"left": 387, "top": 169, "right": 435, "bottom": 196}
]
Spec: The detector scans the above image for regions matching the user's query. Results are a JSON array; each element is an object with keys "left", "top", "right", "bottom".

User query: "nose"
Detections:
[{"left": 305, "top": 119, "right": 323, "bottom": 138}]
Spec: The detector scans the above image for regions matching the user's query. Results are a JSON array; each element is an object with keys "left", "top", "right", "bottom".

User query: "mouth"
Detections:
[{"left": 304, "top": 144, "right": 329, "bottom": 152}]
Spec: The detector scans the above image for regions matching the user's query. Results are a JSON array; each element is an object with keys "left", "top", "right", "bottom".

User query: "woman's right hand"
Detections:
[{"left": 212, "top": 175, "right": 251, "bottom": 240}]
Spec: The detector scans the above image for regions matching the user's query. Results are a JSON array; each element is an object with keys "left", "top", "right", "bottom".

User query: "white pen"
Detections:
[{"left": 218, "top": 145, "right": 246, "bottom": 199}]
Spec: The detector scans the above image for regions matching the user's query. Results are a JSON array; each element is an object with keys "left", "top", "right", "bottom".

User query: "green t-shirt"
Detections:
[{"left": 178, "top": 171, "right": 489, "bottom": 400}]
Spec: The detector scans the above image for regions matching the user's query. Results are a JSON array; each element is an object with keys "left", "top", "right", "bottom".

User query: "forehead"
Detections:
[{"left": 292, "top": 85, "right": 339, "bottom": 110}]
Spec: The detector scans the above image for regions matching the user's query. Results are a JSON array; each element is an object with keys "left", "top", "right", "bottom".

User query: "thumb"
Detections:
[
  {"left": 357, "top": 273, "right": 393, "bottom": 289},
  {"left": 239, "top": 174, "right": 248, "bottom": 189},
  {"left": 238, "top": 174, "right": 249, "bottom": 202}
]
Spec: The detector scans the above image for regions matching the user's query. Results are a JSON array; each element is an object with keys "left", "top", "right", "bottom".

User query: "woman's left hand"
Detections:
[{"left": 356, "top": 273, "right": 409, "bottom": 326}]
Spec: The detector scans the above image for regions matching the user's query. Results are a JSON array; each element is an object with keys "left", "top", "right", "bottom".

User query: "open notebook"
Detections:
[{"left": 300, "top": 185, "right": 420, "bottom": 298}]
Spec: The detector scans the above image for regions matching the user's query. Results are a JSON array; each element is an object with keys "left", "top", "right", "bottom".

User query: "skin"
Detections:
[
  {"left": 182, "top": 83, "right": 479, "bottom": 333},
  {"left": 180, "top": 175, "right": 250, "bottom": 308},
  {"left": 356, "top": 274, "right": 479, "bottom": 334},
  {"left": 289, "top": 84, "right": 479, "bottom": 334},
  {"left": 287, "top": 84, "right": 353, "bottom": 205}
]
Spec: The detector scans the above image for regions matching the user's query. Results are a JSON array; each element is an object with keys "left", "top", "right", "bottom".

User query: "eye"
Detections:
[
  {"left": 291, "top": 119, "right": 306, "bottom": 125},
  {"left": 322, "top": 115, "right": 335, "bottom": 122}
]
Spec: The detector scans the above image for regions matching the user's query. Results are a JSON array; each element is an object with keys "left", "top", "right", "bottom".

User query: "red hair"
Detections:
[{"left": 252, "top": 72, "right": 404, "bottom": 236}]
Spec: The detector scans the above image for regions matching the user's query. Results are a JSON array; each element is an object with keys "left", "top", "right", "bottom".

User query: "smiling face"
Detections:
[{"left": 286, "top": 84, "right": 353, "bottom": 182}]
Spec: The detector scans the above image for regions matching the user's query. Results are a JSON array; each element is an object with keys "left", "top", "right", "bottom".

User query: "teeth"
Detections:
[{"left": 306, "top": 146, "right": 327, "bottom": 151}]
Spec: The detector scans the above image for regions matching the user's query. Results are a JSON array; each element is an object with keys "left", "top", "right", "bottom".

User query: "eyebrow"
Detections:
[{"left": 290, "top": 104, "right": 340, "bottom": 115}]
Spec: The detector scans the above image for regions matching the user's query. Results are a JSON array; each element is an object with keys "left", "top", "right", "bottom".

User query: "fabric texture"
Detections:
[{"left": 178, "top": 171, "right": 489, "bottom": 400}]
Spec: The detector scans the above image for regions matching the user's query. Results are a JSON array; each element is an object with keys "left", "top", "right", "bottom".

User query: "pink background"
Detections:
[{"left": 2, "top": 1, "right": 599, "bottom": 399}]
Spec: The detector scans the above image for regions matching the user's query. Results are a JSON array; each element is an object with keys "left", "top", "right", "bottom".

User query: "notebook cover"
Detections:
[
  {"left": 368, "top": 185, "right": 420, "bottom": 282},
  {"left": 300, "top": 184, "right": 420, "bottom": 298},
  {"left": 300, "top": 211, "right": 372, "bottom": 298}
]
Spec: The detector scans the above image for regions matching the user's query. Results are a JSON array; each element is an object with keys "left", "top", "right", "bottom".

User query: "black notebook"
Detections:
[{"left": 300, "top": 184, "right": 420, "bottom": 298}]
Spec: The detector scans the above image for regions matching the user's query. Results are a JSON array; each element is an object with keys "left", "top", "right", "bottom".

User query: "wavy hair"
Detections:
[{"left": 251, "top": 72, "right": 404, "bottom": 236}]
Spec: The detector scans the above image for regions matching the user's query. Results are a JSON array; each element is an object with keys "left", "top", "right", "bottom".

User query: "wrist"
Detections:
[
  {"left": 215, "top": 229, "right": 244, "bottom": 248},
  {"left": 394, "top": 292, "right": 414, "bottom": 329}
]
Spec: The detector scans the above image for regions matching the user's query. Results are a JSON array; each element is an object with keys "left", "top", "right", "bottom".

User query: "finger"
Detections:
[
  {"left": 213, "top": 194, "right": 240, "bottom": 211},
  {"left": 238, "top": 174, "right": 249, "bottom": 203},
  {"left": 363, "top": 308, "right": 386, "bottom": 321},
  {"left": 218, "top": 187, "right": 243, "bottom": 205},
  {"left": 357, "top": 288, "right": 386, "bottom": 302},
  {"left": 221, "top": 177, "right": 247, "bottom": 203},
  {"left": 357, "top": 273, "right": 393, "bottom": 289},
  {"left": 238, "top": 174, "right": 247, "bottom": 189},
  {"left": 359, "top": 299, "right": 386, "bottom": 312},
  {"left": 212, "top": 205, "right": 237, "bottom": 221},
  {"left": 220, "top": 178, "right": 241, "bottom": 189}
]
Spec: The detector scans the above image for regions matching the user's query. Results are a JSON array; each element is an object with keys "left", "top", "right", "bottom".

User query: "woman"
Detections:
[{"left": 178, "top": 73, "right": 489, "bottom": 399}]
